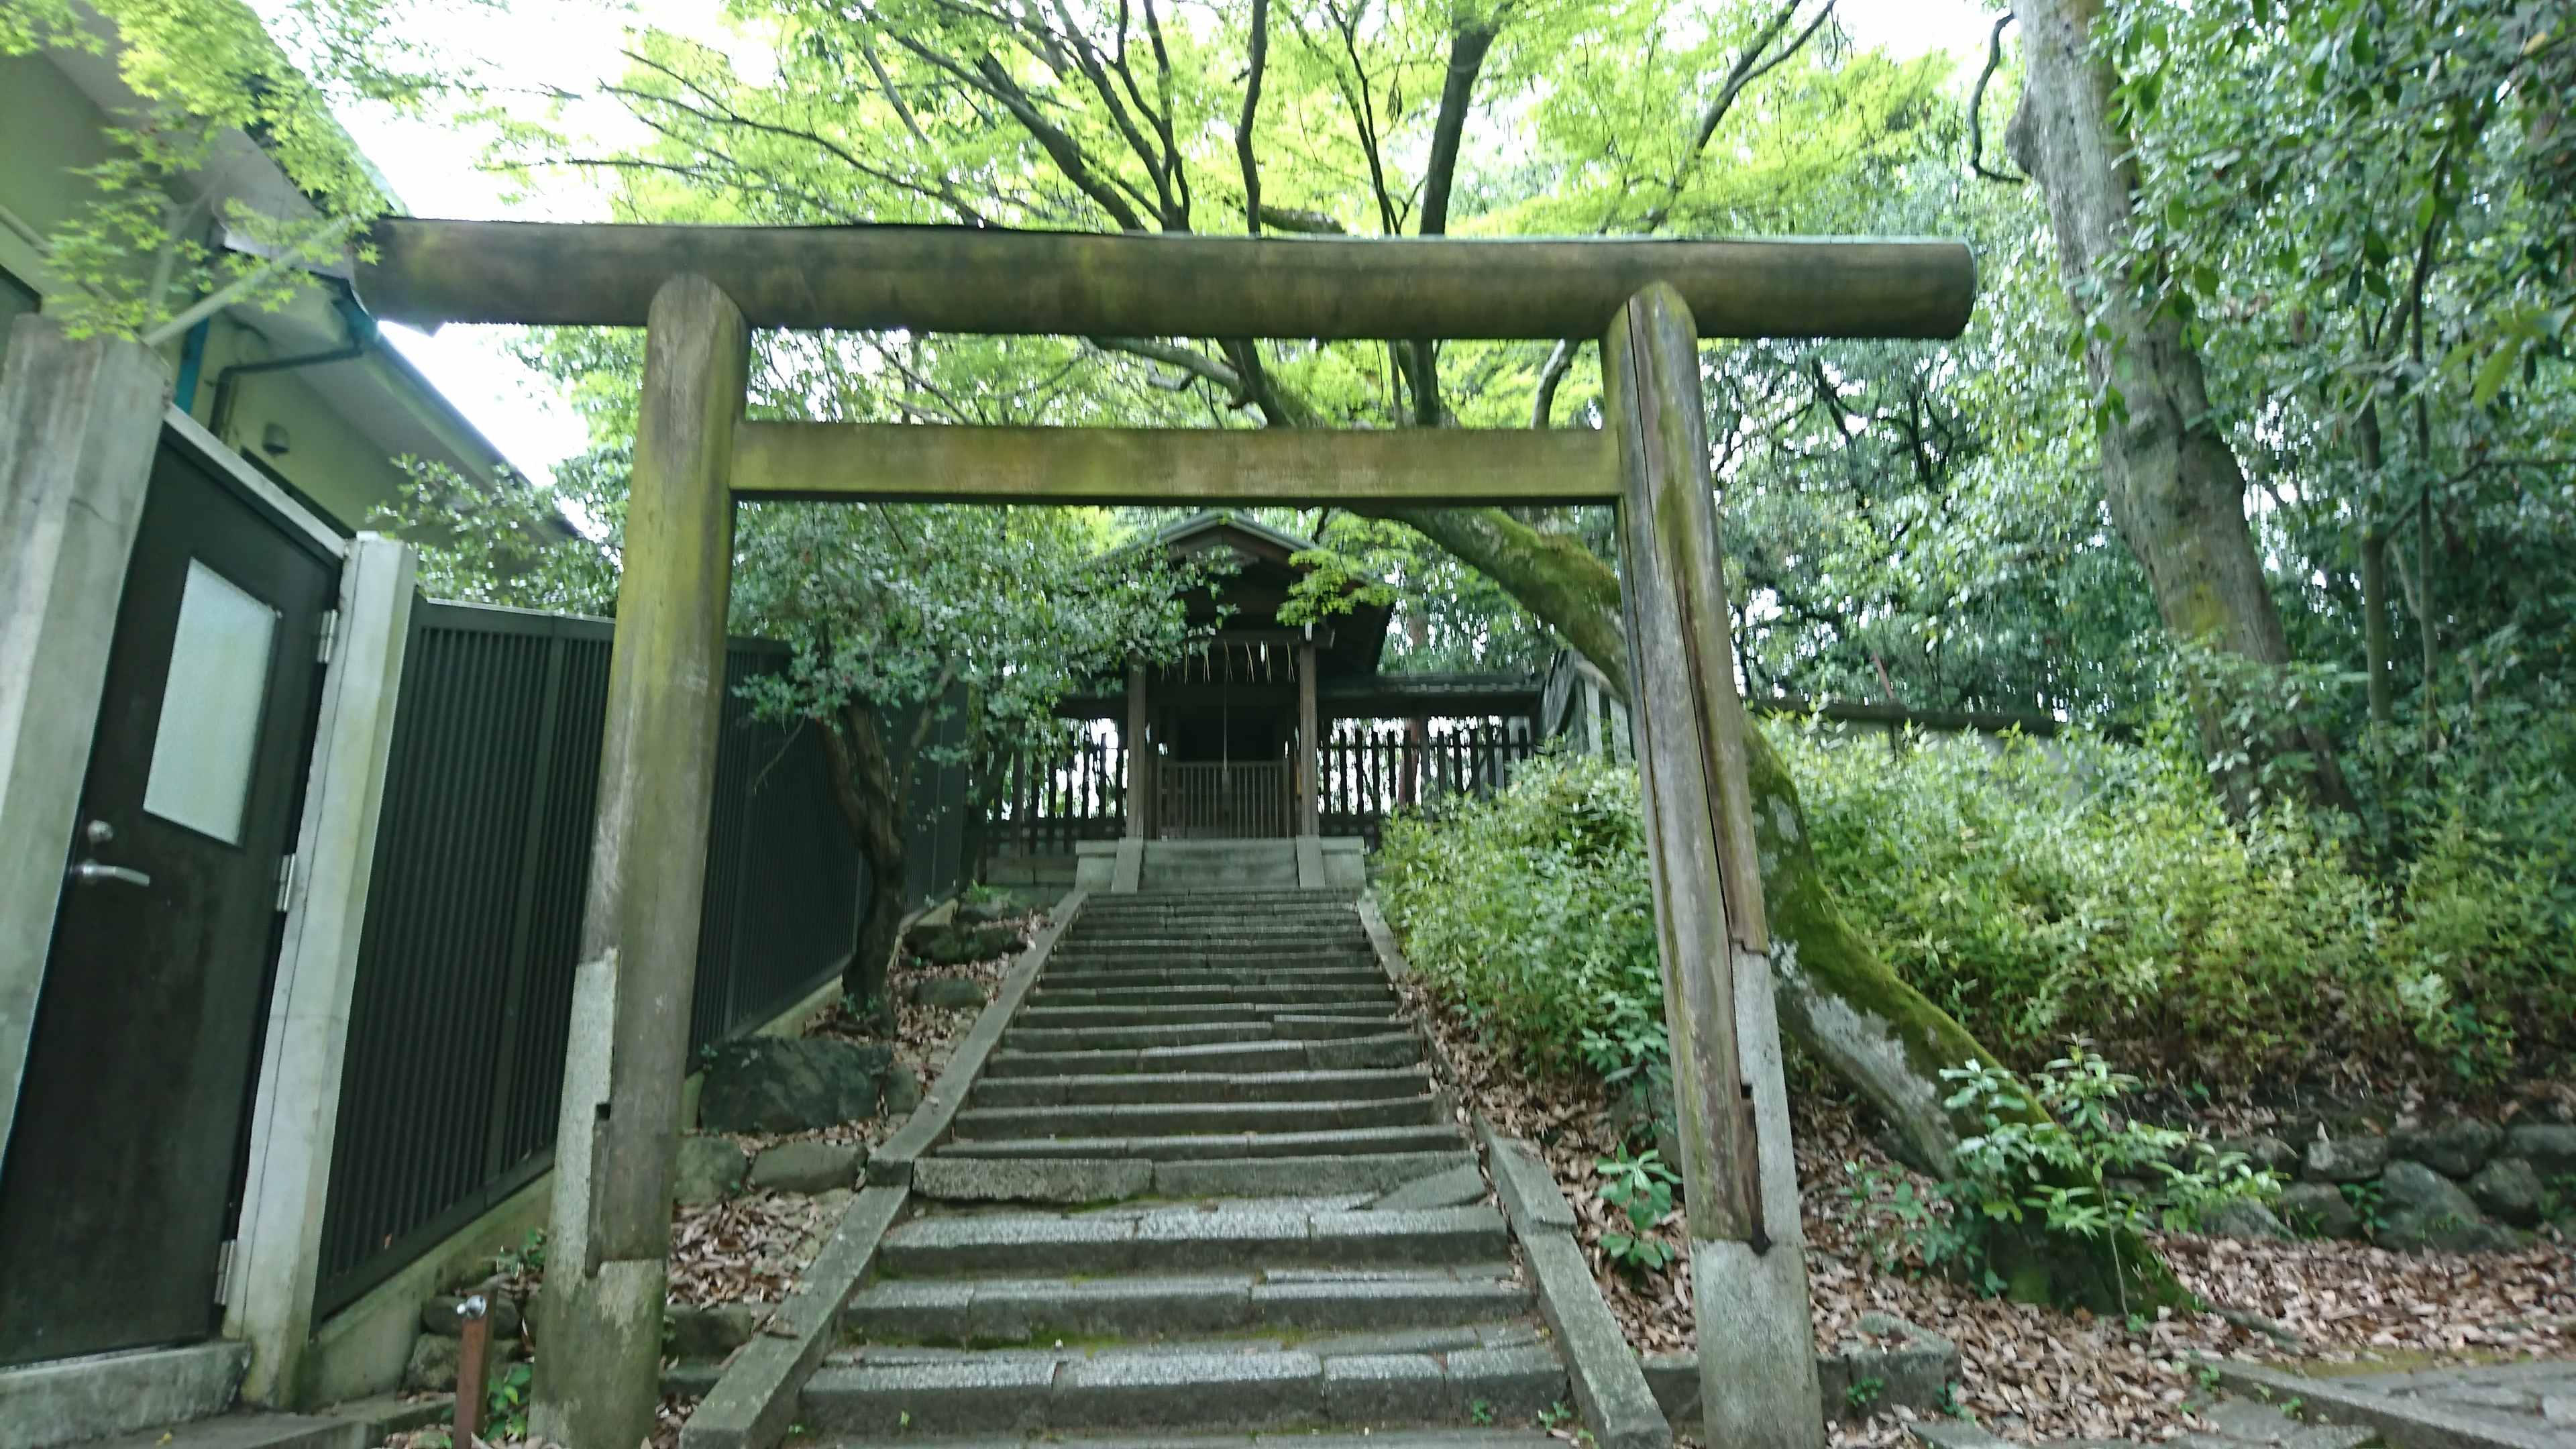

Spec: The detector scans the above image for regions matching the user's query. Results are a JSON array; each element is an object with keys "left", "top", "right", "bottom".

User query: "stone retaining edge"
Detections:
[
  {"left": 1356, "top": 892, "right": 1672, "bottom": 1449},
  {"left": 678, "top": 1183, "right": 909, "bottom": 1449},
  {"left": 1477, "top": 1119, "right": 1675, "bottom": 1449},
  {"left": 867, "top": 888, "right": 1089, "bottom": 1188},
  {"left": 2206, "top": 1359, "right": 2564, "bottom": 1449}
]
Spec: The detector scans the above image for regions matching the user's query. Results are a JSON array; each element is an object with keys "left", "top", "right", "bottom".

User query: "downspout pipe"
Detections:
[{"left": 208, "top": 284, "right": 378, "bottom": 442}]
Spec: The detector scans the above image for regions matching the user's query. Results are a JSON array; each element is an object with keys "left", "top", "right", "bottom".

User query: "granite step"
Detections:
[
  {"left": 930, "top": 1123, "right": 1470, "bottom": 1161},
  {"left": 981, "top": 1034, "right": 1424, "bottom": 1077},
  {"left": 1002, "top": 1016, "right": 1401, "bottom": 1053},
  {"left": 1046, "top": 949, "right": 1377, "bottom": 969},
  {"left": 843, "top": 1267, "right": 1534, "bottom": 1344},
  {"left": 1014, "top": 1002, "right": 1396, "bottom": 1029},
  {"left": 969, "top": 1067, "right": 1432, "bottom": 1109},
  {"left": 1028, "top": 982, "right": 1393, "bottom": 1008},
  {"left": 875, "top": 1202, "right": 1508, "bottom": 1277},
  {"left": 1034, "top": 967, "right": 1388, "bottom": 991},
  {"left": 795, "top": 1432, "right": 1554, "bottom": 1449},
  {"left": 800, "top": 1333, "right": 1566, "bottom": 1436},
  {"left": 949, "top": 1095, "right": 1444, "bottom": 1141}
]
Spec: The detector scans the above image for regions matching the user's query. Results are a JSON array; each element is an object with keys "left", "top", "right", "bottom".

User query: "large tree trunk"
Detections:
[
  {"left": 1386, "top": 509, "right": 2182, "bottom": 1309},
  {"left": 822, "top": 700, "right": 910, "bottom": 1030},
  {"left": 2004, "top": 0, "right": 2350, "bottom": 817}
]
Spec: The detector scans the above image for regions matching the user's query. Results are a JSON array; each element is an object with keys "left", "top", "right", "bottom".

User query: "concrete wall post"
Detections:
[
  {"left": 1601, "top": 284, "right": 1823, "bottom": 1449},
  {"left": 0, "top": 316, "right": 171, "bottom": 1155},
  {"left": 529, "top": 275, "right": 748, "bottom": 1449},
  {"left": 227, "top": 534, "right": 417, "bottom": 1406}
]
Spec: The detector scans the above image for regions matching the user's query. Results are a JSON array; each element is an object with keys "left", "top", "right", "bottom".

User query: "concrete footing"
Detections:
[{"left": 0, "top": 1342, "right": 250, "bottom": 1449}]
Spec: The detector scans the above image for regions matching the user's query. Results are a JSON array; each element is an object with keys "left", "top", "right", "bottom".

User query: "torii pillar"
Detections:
[
  {"left": 1607, "top": 284, "right": 1823, "bottom": 1449},
  {"left": 531, "top": 274, "right": 747, "bottom": 1449}
]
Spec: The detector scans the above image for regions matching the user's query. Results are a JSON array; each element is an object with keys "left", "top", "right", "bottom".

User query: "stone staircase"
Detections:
[{"left": 808, "top": 887, "right": 1567, "bottom": 1448}]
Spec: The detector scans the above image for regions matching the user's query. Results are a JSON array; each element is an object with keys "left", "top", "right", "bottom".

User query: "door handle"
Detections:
[{"left": 68, "top": 859, "right": 152, "bottom": 888}]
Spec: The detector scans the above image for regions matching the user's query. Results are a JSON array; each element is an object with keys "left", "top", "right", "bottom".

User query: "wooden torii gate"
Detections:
[{"left": 357, "top": 221, "right": 1974, "bottom": 1449}]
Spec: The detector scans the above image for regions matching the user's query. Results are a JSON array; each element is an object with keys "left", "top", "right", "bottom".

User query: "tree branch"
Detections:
[
  {"left": 1968, "top": 13, "right": 2028, "bottom": 184},
  {"left": 1642, "top": 0, "right": 1835, "bottom": 228},
  {"left": 1407, "top": 11, "right": 1502, "bottom": 426}
]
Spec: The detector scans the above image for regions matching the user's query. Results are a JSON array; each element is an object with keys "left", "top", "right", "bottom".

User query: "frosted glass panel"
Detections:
[{"left": 142, "top": 559, "right": 278, "bottom": 845}]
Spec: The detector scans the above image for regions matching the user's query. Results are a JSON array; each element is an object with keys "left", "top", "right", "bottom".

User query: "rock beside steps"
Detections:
[{"left": 805, "top": 888, "right": 1572, "bottom": 1446}]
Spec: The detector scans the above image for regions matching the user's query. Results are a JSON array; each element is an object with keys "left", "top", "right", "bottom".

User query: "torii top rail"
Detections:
[
  {"left": 443, "top": 218, "right": 1977, "bottom": 1449},
  {"left": 362, "top": 221, "right": 1972, "bottom": 507}
]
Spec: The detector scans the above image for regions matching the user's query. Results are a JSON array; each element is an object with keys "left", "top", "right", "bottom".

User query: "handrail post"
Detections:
[{"left": 1603, "top": 282, "right": 1823, "bottom": 1449}]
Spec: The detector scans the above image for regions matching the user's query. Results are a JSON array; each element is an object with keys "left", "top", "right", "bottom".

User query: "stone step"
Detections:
[
  {"left": 1076, "top": 904, "right": 1354, "bottom": 922},
  {"left": 843, "top": 1267, "right": 1534, "bottom": 1344},
  {"left": 877, "top": 1202, "right": 1507, "bottom": 1277},
  {"left": 800, "top": 1334, "right": 1565, "bottom": 1435},
  {"left": 983, "top": 1034, "right": 1422, "bottom": 1077},
  {"left": 971, "top": 1067, "right": 1432, "bottom": 1109},
  {"left": 1029, "top": 982, "right": 1392, "bottom": 1008},
  {"left": 1048, "top": 947, "right": 1375, "bottom": 968},
  {"left": 951, "top": 1095, "right": 1444, "bottom": 1141},
  {"left": 1056, "top": 912, "right": 1360, "bottom": 922},
  {"left": 932, "top": 1123, "right": 1469, "bottom": 1161},
  {"left": 796, "top": 1432, "right": 1553, "bottom": 1449},
  {"left": 1002, "top": 1016, "right": 1399, "bottom": 1053},
  {"left": 1038, "top": 967, "right": 1387, "bottom": 991},
  {"left": 1014, "top": 1002, "right": 1395, "bottom": 1029},
  {"left": 1056, "top": 912, "right": 1370, "bottom": 922}
]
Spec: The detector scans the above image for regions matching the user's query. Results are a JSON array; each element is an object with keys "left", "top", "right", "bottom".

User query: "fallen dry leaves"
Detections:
[
  {"left": 1393, "top": 974, "right": 2575, "bottom": 1447},
  {"left": 667, "top": 1189, "right": 843, "bottom": 1308}
]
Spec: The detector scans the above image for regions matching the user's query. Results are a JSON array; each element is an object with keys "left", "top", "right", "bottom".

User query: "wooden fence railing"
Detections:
[
  {"left": 989, "top": 722, "right": 1533, "bottom": 853},
  {"left": 994, "top": 736, "right": 1127, "bottom": 855},
  {"left": 1320, "top": 724, "right": 1533, "bottom": 846},
  {"left": 1157, "top": 759, "right": 1290, "bottom": 839}
]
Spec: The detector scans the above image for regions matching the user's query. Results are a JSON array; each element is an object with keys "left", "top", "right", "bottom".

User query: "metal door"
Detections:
[{"left": 0, "top": 437, "right": 337, "bottom": 1366}]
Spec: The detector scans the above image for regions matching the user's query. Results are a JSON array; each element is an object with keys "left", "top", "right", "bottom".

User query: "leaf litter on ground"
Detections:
[{"left": 1393, "top": 975, "right": 2573, "bottom": 1447}]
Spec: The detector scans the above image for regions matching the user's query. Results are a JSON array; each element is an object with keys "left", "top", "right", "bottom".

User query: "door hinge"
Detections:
[
  {"left": 214, "top": 1239, "right": 237, "bottom": 1306},
  {"left": 315, "top": 608, "right": 340, "bottom": 663},
  {"left": 275, "top": 853, "right": 297, "bottom": 912}
]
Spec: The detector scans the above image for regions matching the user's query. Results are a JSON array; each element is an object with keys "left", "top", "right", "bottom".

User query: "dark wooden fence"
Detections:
[
  {"left": 1320, "top": 721, "right": 1533, "bottom": 845},
  {"left": 993, "top": 735, "right": 1127, "bottom": 854},
  {"left": 314, "top": 602, "right": 954, "bottom": 1317}
]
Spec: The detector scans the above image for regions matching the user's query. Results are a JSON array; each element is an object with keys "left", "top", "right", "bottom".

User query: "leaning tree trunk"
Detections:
[
  {"left": 1374, "top": 501, "right": 2184, "bottom": 1310},
  {"left": 2004, "top": 0, "right": 2351, "bottom": 818}
]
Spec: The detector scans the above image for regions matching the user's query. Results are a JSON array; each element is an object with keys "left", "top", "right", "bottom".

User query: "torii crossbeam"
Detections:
[{"left": 356, "top": 220, "right": 1975, "bottom": 1449}]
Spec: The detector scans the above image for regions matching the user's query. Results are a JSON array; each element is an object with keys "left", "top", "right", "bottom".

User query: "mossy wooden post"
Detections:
[
  {"left": 1604, "top": 283, "right": 1823, "bottom": 1449},
  {"left": 1296, "top": 640, "right": 1320, "bottom": 837},
  {"left": 531, "top": 274, "right": 748, "bottom": 1449},
  {"left": 1125, "top": 660, "right": 1148, "bottom": 838}
]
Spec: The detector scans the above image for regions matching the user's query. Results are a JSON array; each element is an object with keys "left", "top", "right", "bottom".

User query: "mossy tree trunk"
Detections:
[
  {"left": 2003, "top": 0, "right": 2352, "bottom": 818},
  {"left": 1373, "top": 501, "right": 2185, "bottom": 1311}
]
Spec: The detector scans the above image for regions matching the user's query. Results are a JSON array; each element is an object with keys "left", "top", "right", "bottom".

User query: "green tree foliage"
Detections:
[
  {"left": 2, "top": 0, "right": 466, "bottom": 336},
  {"left": 2092, "top": 0, "right": 2576, "bottom": 861}
]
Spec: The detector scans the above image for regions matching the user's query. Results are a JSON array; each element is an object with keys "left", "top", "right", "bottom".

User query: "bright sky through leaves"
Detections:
[{"left": 315, "top": 0, "right": 1990, "bottom": 485}]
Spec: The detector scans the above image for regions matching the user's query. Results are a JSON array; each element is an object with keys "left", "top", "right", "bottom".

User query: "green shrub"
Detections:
[
  {"left": 1780, "top": 718, "right": 2573, "bottom": 1080},
  {"left": 1376, "top": 752, "right": 1664, "bottom": 1083},
  {"left": 1377, "top": 722, "right": 2572, "bottom": 1088}
]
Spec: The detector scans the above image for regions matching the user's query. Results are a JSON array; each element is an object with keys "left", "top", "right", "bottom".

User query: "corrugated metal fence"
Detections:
[{"left": 313, "top": 600, "right": 925, "bottom": 1316}]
